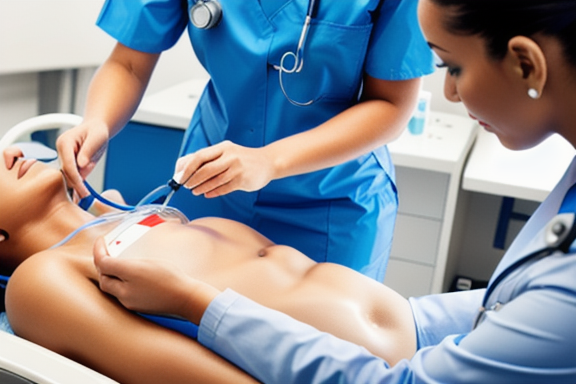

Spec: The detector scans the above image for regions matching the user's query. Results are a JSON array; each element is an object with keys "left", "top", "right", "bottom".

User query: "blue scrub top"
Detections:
[{"left": 97, "top": 0, "right": 434, "bottom": 281}]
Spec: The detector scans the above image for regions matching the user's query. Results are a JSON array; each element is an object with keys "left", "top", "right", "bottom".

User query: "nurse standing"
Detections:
[{"left": 57, "top": 0, "right": 434, "bottom": 281}]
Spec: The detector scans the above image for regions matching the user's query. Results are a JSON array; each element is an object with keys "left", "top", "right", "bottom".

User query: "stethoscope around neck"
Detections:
[
  {"left": 190, "top": 0, "right": 321, "bottom": 107},
  {"left": 473, "top": 183, "right": 576, "bottom": 329}
]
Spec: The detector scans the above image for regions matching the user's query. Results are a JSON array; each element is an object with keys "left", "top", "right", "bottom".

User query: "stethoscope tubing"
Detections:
[
  {"left": 474, "top": 189, "right": 576, "bottom": 329},
  {"left": 274, "top": 0, "right": 319, "bottom": 106},
  {"left": 82, "top": 180, "right": 135, "bottom": 211},
  {"left": 473, "top": 246, "right": 554, "bottom": 329},
  {"left": 81, "top": 179, "right": 181, "bottom": 212},
  {"left": 192, "top": 0, "right": 320, "bottom": 107}
]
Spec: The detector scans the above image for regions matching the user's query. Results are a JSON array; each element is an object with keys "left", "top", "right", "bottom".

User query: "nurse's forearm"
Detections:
[
  {"left": 265, "top": 77, "right": 421, "bottom": 179},
  {"left": 82, "top": 43, "right": 160, "bottom": 138}
]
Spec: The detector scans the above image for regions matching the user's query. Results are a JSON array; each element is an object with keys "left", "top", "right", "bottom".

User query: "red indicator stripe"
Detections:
[{"left": 138, "top": 214, "right": 165, "bottom": 228}]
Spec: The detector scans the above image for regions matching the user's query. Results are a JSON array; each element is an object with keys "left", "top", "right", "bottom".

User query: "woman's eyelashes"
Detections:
[
  {"left": 432, "top": 51, "right": 460, "bottom": 76},
  {"left": 440, "top": 64, "right": 460, "bottom": 76},
  {"left": 435, "top": 62, "right": 461, "bottom": 76}
]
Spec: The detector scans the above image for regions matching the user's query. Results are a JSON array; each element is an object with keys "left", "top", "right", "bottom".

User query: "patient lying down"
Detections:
[{"left": 0, "top": 147, "right": 415, "bottom": 384}]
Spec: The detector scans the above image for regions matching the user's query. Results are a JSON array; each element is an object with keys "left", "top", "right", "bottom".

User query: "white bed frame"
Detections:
[
  {"left": 0, "top": 332, "right": 118, "bottom": 384},
  {"left": 0, "top": 113, "right": 82, "bottom": 151}
]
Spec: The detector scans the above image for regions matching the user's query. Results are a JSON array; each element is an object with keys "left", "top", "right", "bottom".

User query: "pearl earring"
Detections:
[
  {"left": 528, "top": 88, "right": 539, "bottom": 99},
  {"left": 0, "top": 229, "right": 8, "bottom": 242}
]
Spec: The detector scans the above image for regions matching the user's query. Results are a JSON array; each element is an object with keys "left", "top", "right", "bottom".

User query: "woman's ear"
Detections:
[{"left": 508, "top": 36, "right": 547, "bottom": 98}]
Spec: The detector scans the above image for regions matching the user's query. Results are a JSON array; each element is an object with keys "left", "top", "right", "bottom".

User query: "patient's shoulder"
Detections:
[
  {"left": 7, "top": 251, "right": 67, "bottom": 295},
  {"left": 7, "top": 250, "right": 81, "bottom": 293},
  {"left": 5, "top": 251, "right": 95, "bottom": 344}
]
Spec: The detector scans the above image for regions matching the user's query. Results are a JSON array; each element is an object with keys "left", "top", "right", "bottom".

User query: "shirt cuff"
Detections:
[
  {"left": 197, "top": 288, "right": 241, "bottom": 349},
  {"left": 409, "top": 289, "right": 485, "bottom": 349}
]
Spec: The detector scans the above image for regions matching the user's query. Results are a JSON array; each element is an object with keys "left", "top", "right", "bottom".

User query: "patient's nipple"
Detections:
[{"left": 258, "top": 249, "right": 267, "bottom": 257}]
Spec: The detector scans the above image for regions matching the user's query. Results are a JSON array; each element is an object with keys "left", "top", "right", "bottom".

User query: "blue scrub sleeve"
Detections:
[
  {"left": 409, "top": 289, "right": 484, "bottom": 349},
  {"left": 97, "top": 0, "right": 188, "bottom": 53},
  {"left": 365, "top": 0, "right": 434, "bottom": 80},
  {"left": 198, "top": 288, "right": 576, "bottom": 383}
]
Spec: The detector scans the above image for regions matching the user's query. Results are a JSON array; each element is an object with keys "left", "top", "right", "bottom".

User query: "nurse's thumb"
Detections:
[
  {"left": 78, "top": 137, "right": 107, "bottom": 169},
  {"left": 93, "top": 237, "right": 113, "bottom": 274}
]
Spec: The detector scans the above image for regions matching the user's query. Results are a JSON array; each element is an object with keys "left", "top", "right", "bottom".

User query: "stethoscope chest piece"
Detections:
[
  {"left": 474, "top": 211, "right": 576, "bottom": 330},
  {"left": 190, "top": 0, "right": 222, "bottom": 29},
  {"left": 544, "top": 212, "right": 575, "bottom": 250}
]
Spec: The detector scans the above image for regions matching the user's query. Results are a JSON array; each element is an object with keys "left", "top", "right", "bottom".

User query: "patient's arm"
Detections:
[{"left": 6, "top": 252, "right": 257, "bottom": 384}]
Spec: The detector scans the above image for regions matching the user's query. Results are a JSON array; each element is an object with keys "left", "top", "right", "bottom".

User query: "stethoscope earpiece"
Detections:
[{"left": 190, "top": 0, "right": 222, "bottom": 30}]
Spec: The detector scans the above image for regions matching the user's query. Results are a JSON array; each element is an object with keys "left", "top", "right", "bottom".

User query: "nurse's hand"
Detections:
[
  {"left": 56, "top": 120, "right": 110, "bottom": 197},
  {"left": 175, "top": 141, "right": 276, "bottom": 197},
  {"left": 94, "top": 237, "right": 220, "bottom": 324}
]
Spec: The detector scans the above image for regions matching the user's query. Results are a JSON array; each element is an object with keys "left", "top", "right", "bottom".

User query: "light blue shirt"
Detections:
[{"left": 198, "top": 157, "right": 576, "bottom": 383}]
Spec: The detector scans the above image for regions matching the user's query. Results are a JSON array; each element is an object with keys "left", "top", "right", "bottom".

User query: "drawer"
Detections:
[
  {"left": 395, "top": 166, "right": 449, "bottom": 220},
  {"left": 383, "top": 259, "right": 434, "bottom": 298},
  {"left": 391, "top": 214, "right": 441, "bottom": 265}
]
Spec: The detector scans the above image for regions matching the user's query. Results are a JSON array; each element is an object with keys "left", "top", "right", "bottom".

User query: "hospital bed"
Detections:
[
  {"left": 0, "top": 113, "right": 119, "bottom": 384},
  {"left": 0, "top": 113, "right": 82, "bottom": 151},
  {"left": 0, "top": 332, "right": 117, "bottom": 384}
]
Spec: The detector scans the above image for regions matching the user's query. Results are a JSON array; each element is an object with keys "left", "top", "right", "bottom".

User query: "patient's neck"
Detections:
[{"left": 18, "top": 201, "right": 96, "bottom": 261}]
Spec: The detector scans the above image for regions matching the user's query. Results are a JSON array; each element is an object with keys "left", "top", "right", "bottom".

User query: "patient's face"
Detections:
[{"left": 0, "top": 147, "right": 67, "bottom": 231}]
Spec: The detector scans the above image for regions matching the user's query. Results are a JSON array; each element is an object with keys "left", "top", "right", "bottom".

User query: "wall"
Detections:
[{"left": 0, "top": 0, "right": 207, "bottom": 136}]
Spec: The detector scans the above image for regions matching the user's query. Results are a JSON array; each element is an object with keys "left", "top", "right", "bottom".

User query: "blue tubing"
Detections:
[{"left": 83, "top": 180, "right": 135, "bottom": 211}]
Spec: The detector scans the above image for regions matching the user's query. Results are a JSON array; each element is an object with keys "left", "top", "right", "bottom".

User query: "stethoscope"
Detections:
[
  {"left": 190, "top": 0, "right": 321, "bottom": 107},
  {"left": 79, "top": 177, "right": 182, "bottom": 212},
  {"left": 473, "top": 182, "right": 576, "bottom": 329},
  {"left": 189, "top": 0, "right": 223, "bottom": 30}
]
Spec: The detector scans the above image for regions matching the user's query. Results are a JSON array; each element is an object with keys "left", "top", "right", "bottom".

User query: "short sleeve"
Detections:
[
  {"left": 365, "top": 0, "right": 435, "bottom": 80},
  {"left": 97, "top": 0, "right": 188, "bottom": 53}
]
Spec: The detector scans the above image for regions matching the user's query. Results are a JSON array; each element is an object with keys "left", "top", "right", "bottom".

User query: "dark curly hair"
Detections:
[{"left": 429, "top": 0, "right": 576, "bottom": 67}]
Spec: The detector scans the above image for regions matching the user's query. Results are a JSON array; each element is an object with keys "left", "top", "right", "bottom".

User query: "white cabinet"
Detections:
[
  {"left": 463, "top": 129, "right": 574, "bottom": 202},
  {"left": 386, "top": 113, "right": 477, "bottom": 297}
]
